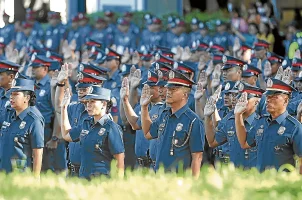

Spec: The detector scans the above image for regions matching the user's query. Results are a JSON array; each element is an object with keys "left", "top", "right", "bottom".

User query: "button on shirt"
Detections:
[
  {"left": 149, "top": 103, "right": 205, "bottom": 171},
  {"left": 69, "top": 114, "right": 124, "bottom": 178},
  {"left": 0, "top": 107, "right": 44, "bottom": 172},
  {"left": 215, "top": 112, "right": 258, "bottom": 168},
  {"left": 247, "top": 111, "right": 302, "bottom": 172}
]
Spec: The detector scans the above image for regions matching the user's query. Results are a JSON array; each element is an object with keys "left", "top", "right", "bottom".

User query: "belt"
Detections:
[
  {"left": 69, "top": 164, "right": 80, "bottom": 173},
  {"left": 137, "top": 156, "right": 152, "bottom": 167}
]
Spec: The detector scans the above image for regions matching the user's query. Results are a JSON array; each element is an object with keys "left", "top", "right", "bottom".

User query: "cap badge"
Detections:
[
  {"left": 158, "top": 71, "right": 163, "bottom": 79},
  {"left": 169, "top": 71, "right": 175, "bottom": 79},
  {"left": 238, "top": 83, "right": 244, "bottom": 92},
  {"left": 173, "top": 62, "right": 178, "bottom": 69},
  {"left": 243, "top": 64, "right": 248, "bottom": 71},
  {"left": 277, "top": 126, "right": 286, "bottom": 135},
  {"left": 79, "top": 64, "right": 84, "bottom": 72},
  {"left": 267, "top": 78, "right": 273, "bottom": 88},
  {"left": 222, "top": 55, "right": 227, "bottom": 63},
  {"left": 77, "top": 72, "right": 84, "bottom": 81}
]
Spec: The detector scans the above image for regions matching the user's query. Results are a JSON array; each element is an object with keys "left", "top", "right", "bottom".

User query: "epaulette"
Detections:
[
  {"left": 69, "top": 101, "right": 79, "bottom": 106},
  {"left": 286, "top": 114, "right": 301, "bottom": 126},
  {"left": 185, "top": 109, "right": 199, "bottom": 121},
  {"left": 28, "top": 111, "right": 42, "bottom": 121}
]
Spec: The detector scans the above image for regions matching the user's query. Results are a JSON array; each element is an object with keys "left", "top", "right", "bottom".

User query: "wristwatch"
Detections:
[
  {"left": 56, "top": 82, "right": 65, "bottom": 87},
  {"left": 51, "top": 136, "right": 59, "bottom": 142}
]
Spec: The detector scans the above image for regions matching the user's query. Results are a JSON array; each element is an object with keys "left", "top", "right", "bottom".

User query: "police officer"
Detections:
[
  {"left": 61, "top": 85, "right": 125, "bottom": 179},
  {"left": 55, "top": 63, "right": 107, "bottom": 176},
  {"left": 103, "top": 48, "right": 123, "bottom": 123},
  {"left": 0, "top": 61, "right": 21, "bottom": 115},
  {"left": 121, "top": 70, "right": 164, "bottom": 168},
  {"left": 15, "top": 22, "right": 43, "bottom": 51},
  {"left": 113, "top": 17, "right": 136, "bottom": 53},
  {"left": 235, "top": 78, "right": 302, "bottom": 173},
  {"left": 139, "top": 17, "right": 165, "bottom": 49},
  {"left": 205, "top": 82, "right": 264, "bottom": 168},
  {"left": 212, "top": 20, "right": 231, "bottom": 51},
  {"left": 66, "top": 16, "right": 82, "bottom": 52},
  {"left": 252, "top": 39, "right": 270, "bottom": 73},
  {"left": 0, "top": 78, "right": 44, "bottom": 178},
  {"left": 123, "top": 12, "right": 140, "bottom": 36},
  {"left": 141, "top": 70, "right": 205, "bottom": 177},
  {"left": 29, "top": 55, "right": 55, "bottom": 171},
  {"left": 0, "top": 12, "right": 15, "bottom": 45},
  {"left": 241, "top": 64, "right": 262, "bottom": 86},
  {"left": 265, "top": 52, "right": 284, "bottom": 79},
  {"left": 78, "top": 13, "right": 92, "bottom": 45},
  {"left": 44, "top": 12, "right": 66, "bottom": 53},
  {"left": 91, "top": 17, "right": 113, "bottom": 48},
  {"left": 165, "top": 19, "right": 189, "bottom": 49}
]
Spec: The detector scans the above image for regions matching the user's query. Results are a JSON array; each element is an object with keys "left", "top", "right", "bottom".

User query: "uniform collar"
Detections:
[
  {"left": 170, "top": 103, "right": 189, "bottom": 119},
  {"left": 245, "top": 112, "right": 257, "bottom": 126},
  {"left": 97, "top": 114, "right": 111, "bottom": 126},
  {"left": 267, "top": 111, "right": 289, "bottom": 124},
  {"left": 109, "top": 69, "right": 120, "bottom": 81},
  {"left": 13, "top": 107, "right": 31, "bottom": 121},
  {"left": 37, "top": 74, "right": 50, "bottom": 86}
]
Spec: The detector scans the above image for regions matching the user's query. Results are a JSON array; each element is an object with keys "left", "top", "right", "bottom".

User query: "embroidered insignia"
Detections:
[
  {"left": 98, "top": 128, "right": 106, "bottom": 136},
  {"left": 151, "top": 114, "right": 158, "bottom": 121},
  {"left": 227, "top": 131, "right": 235, "bottom": 137},
  {"left": 39, "top": 89, "right": 46, "bottom": 97},
  {"left": 277, "top": 126, "right": 286, "bottom": 135},
  {"left": 111, "top": 82, "right": 116, "bottom": 89},
  {"left": 256, "top": 129, "right": 263, "bottom": 136},
  {"left": 176, "top": 123, "right": 183, "bottom": 131},
  {"left": 19, "top": 121, "right": 26, "bottom": 129}
]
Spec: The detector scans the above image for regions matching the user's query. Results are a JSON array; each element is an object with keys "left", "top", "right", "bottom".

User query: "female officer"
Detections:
[
  {"left": 61, "top": 85, "right": 125, "bottom": 179},
  {"left": 0, "top": 78, "right": 44, "bottom": 178}
]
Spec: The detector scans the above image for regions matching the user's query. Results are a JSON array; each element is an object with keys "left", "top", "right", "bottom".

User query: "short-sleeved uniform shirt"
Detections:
[
  {"left": 0, "top": 107, "right": 44, "bottom": 172},
  {"left": 69, "top": 114, "right": 124, "bottom": 178},
  {"left": 215, "top": 112, "right": 259, "bottom": 168},
  {"left": 149, "top": 103, "right": 205, "bottom": 171},
  {"left": 246, "top": 111, "right": 302, "bottom": 172}
]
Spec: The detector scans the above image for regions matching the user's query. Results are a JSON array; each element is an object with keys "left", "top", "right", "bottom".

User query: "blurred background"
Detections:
[{"left": 0, "top": 0, "right": 301, "bottom": 27}]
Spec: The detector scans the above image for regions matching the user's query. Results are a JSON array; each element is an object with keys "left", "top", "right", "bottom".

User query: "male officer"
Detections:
[
  {"left": 103, "top": 48, "right": 122, "bottom": 123},
  {"left": 0, "top": 61, "right": 21, "bottom": 115},
  {"left": 44, "top": 12, "right": 66, "bottom": 53},
  {"left": 141, "top": 70, "right": 205, "bottom": 177},
  {"left": 66, "top": 16, "right": 81, "bottom": 52},
  {"left": 235, "top": 78, "right": 302, "bottom": 173},
  {"left": 15, "top": 22, "right": 43, "bottom": 51},
  {"left": 241, "top": 64, "right": 262, "bottom": 86},
  {"left": 0, "top": 12, "right": 15, "bottom": 45},
  {"left": 252, "top": 39, "right": 270, "bottom": 72},
  {"left": 25, "top": 10, "right": 44, "bottom": 40},
  {"left": 29, "top": 55, "right": 55, "bottom": 171},
  {"left": 189, "top": 18, "right": 201, "bottom": 45},
  {"left": 205, "top": 82, "right": 264, "bottom": 168},
  {"left": 165, "top": 19, "right": 189, "bottom": 49},
  {"left": 212, "top": 20, "right": 231, "bottom": 51},
  {"left": 291, "top": 58, "right": 302, "bottom": 80},
  {"left": 91, "top": 17, "right": 113, "bottom": 48},
  {"left": 264, "top": 52, "right": 284, "bottom": 79},
  {"left": 123, "top": 12, "right": 140, "bottom": 36},
  {"left": 113, "top": 18, "right": 136, "bottom": 53},
  {"left": 121, "top": 70, "right": 164, "bottom": 168},
  {"left": 78, "top": 13, "right": 92, "bottom": 45},
  {"left": 139, "top": 17, "right": 165, "bottom": 49}
]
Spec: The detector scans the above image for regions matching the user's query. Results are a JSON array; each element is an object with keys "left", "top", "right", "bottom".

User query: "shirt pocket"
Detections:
[
  {"left": 227, "top": 131, "right": 236, "bottom": 150},
  {"left": 173, "top": 126, "right": 189, "bottom": 147},
  {"left": 273, "top": 135, "right": 290, "bottom": 155}
]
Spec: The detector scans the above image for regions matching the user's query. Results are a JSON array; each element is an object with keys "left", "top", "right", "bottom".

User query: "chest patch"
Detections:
[{"left": 39, "top": 89, "right": 46, "bottom": 97}]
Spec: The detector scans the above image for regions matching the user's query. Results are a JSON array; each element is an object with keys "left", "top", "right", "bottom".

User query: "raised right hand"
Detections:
[{"left": 140, "top": 84, "right": 152, "bottom": 106}]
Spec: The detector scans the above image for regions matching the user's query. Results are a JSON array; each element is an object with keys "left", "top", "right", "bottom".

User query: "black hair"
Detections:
[
  {"left": 106, "top": 100, "right": 113, "bottom": 114},
  {"left": 248, "top": 22, "right": 259, "bottom": 32},
  {"left": 21, "top": 91, "right": 36, "bottom": 106}
]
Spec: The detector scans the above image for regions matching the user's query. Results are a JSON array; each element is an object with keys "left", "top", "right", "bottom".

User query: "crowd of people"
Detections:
[{"left": 0, "top": 1, "right": 302, "bottom": 180}]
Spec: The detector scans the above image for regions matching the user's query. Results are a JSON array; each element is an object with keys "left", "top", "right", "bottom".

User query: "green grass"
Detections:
[{"left": 0, "top": 162, "right": 302, "bottom": 200}]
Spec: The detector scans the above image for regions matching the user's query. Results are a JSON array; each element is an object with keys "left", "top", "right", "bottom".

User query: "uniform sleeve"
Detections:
[
  {"left": 29, "top": 119, "right": 44, "bottom": 148},
  {"left": 246, "top": 126, "right": 257, "bottom": 147},
  {"left": 215, "top": 122, "right": 228, "bottom": 144},
  {"left": 293, "top": 124, "right": 302, "bottom": 157},
  {"left": 189, "top": 119, "right": 205, "bottom": 153},
  {"left": 69, "top": 125, "right": 82, "bottom": 142},
  {"left": 108, "top": 124, "right": 125, "bottom": 155},
  {"left": 149, "top": 113, "right": 162, "bottom": 139}
]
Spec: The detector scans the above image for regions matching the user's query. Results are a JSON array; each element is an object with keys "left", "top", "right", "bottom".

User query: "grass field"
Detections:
[{"left": 0, "top": 163, "right": 302, "bottom": 200}]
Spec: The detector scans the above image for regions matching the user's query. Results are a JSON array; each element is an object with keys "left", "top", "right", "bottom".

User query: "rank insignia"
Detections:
[
  {"left": 98, "top": 128, "right": 106, "bottom": 136},
  {"left": 19, "top": 121, "right": 26, "bottom": 129},
  {"left": 256, "top": 129, "right": 263, "bottom": 136},
  {"left": 39, "top": 89, "right": 46, "bottom": 97},
  {"left": 111, "top": 82, "right": 116, "bottom": 89},
  {"left": 176, "top": 123, "right": 183, "bottom": 131},
  {"left": 151, "top": 114, "right": 158, "bottom": 121},
  {"left": 277, "top": 126, "right": 286, "bottom": 135}
]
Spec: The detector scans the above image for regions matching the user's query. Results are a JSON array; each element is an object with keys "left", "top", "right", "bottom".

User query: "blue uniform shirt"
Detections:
[
  {"left": 149, "top": 103, "right": 205, "bottom": 171},
  {"left": 165, "top": 32, "right": 189, "bottom": 48},
  {"left": 15, "top": 32, "right": 43, "bottom": 51},
  {"left": 0, "top": 89, "right": 11, "bottom": 114},
  {"left": 139, "top": 30, "right": 165, "bottom": 49},
  {"left": 113, "top": 29, "right": 136, "bottom": 51},
  {"left": 44, "top": 24, "right": 66, "bottom": 52},
  {"left": 190, "top": 31, "right": 202, "bottom": 44},
  {"left": 0, "top": 23, "right": 15, "bottom": 44},
  {"left": 67, "top": 28, "right": 82, "bottom": 51},
  {"left": 67, "top": 102, "right": 88, "bottom": 165},
  {"left": 0, "top": 107, "right": 44, "bottom": 172},
  {"left": 69, "top": 114, "right": 124, "bottom": 178},
  {"left": 91, "top": 29, "right": 111, "bottom": 47},
  {"left": 35, "top": 75, "right": 54, "bottom": 124},
  {"left": 215, "top": 112, "right": 258, "bottom": 168},
  {"left": 247, "top": 111, "right": 302, "bottom": 172},
  {"left": 212, "top": 32, "right": 231, "bottom": 50}
]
